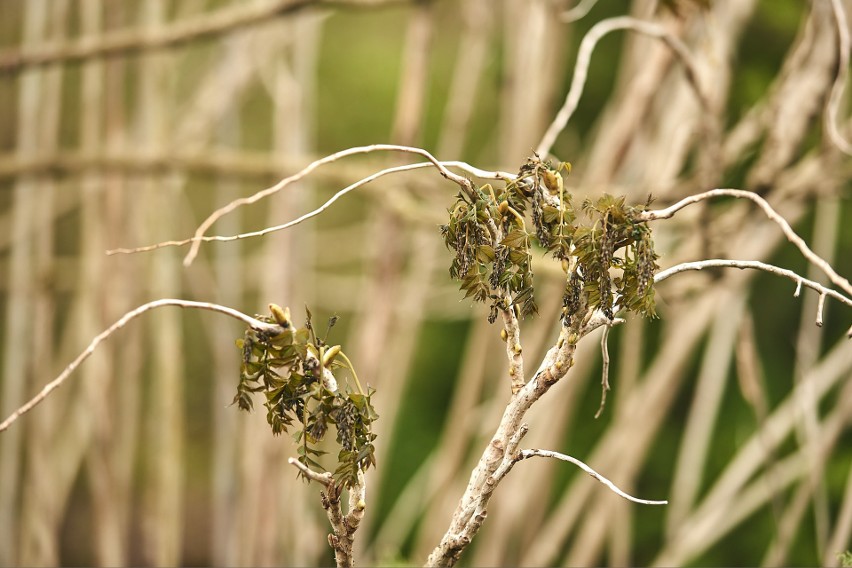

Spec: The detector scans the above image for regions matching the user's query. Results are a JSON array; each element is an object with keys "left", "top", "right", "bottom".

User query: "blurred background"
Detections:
[{"left": 0, "top": 0, "right": 851, "bottom": 566}]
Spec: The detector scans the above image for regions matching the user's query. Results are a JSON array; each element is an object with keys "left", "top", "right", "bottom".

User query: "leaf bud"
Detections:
[
  {"left": 322, "top": 345, "right": 342, "bottom": 367},
  {"left": 269, "top": 303, "right": 291, "bottom": 327},
  {"left": 500, "top": 328, "right": 508, "bottom": 342},
  {"left": 542, "top": 169, "right": 563, "bottom": 194}
]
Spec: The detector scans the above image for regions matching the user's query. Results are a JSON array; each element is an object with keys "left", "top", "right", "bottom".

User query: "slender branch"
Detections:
[
  {"left": 288, "top": 458, "right": 367, "bottom": 568},
  {"left": 0, "top": 299, "right": 284, "bottom": 434},
  {"left": 654, "top": 259, "right": 852, "bottom": 310},
  {"left": 288, "top": 457, "right": 334, "bottom": 486},
  {"left": 513, "top": 449, "right": 668, "bottom": 506},
  {"left": 0, "top": 0, "right": 410, "bottom": 73},
  {"left": 561, "top": 0, "right": 599, "bottom": 23},
  {"left": 594, "top": 324, "right": 611, "bottom": 419},
  {"left": 536, "top": 16, "right": 708, "bottom": 157},
  {"left": 642, "top": 189, "right": 852, "bottom": 297},
  {"left": 104, "top": 145, "right": 480, "bottom": 265},
  {"left": 827, "top": 0, "right": 852, "bottom": 155}
]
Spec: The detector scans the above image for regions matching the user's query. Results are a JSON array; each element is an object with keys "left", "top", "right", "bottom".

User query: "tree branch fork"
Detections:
[{"left": 2, "top": 143, "right": 852, "bottom": 566}]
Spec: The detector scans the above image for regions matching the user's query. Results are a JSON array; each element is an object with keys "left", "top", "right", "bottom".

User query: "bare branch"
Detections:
[
  {"left": 826, "top": 0, "right": 852, "bottom": 155},
  {"left": 288, "top": 457, "right": 334, "bottom": 486},
  {"left": 594, "top": 324, "right": 611, "bottom": 419},
  {"left": 501, "top": 306, "right": 525, "bottom": 394},
  {"left": 0, "top": 299, "right": 283, "bottom": 434},
  {"left": 654, "top": 259, "right": 852, "bottom": 311},
  {"left": 104, "top": 145, "right": 481, "bottom": 265},
  {"left": 536, "top": 16, "right": 708, "bottom": 157},
  {"left": 288, "top": 458, "right": 367, "bottom": 568},
  {"left": 514, "top": 449, "right": 668, "bottom": 505},
  {"left": 642, "top": 189, "right": 852, "bottom": 297},
  {"left": 0, "top": 0, "right": 410, "bottom": 73},
  {"left": 561, "top": 0, "right": 599, "bottom": 23},
  {"left": 817, "top": 292, "right": 827, "bottom": 328}
]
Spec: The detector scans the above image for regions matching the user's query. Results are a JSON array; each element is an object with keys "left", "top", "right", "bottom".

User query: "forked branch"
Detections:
[
  {"left": 288, "top": 458, "right": 367, "bottom": 568},
  {"left": 641, "top": 189, "right": 852, "bottom": 297}
]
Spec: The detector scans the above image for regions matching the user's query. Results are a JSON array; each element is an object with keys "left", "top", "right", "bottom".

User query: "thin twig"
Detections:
[
  {"left": 106, "top": 145, "right": 478, "bottom": 265},
  {"left": 826, "top": 0, "right": 852, "bottom": 155},
  {"left": 816, "top": 293, "right": 827, "bottom": 328},
  {"left": 654, "top": 259, "right": 852, "bottom": 310},
  {"left": 0, "top": 299, "right": 283, "bottom": 434},
  {"left": 514, "top": 449, "right": 668, "bottom": 505},
  {"left": 536, "top": 16, "right": 708, "bottom": 157},
  {"left": 561, "top": 0, "right": 599, "bottom": 23},
  {"left": 642, "top": 189, "right": 852, "bottom": 297},
  {"left": 287, "top": 457, "right": 334, "bottom": 486},
  {"left": 0, "top": 0, "right": 410, "bottom": 73},
  {"left": 105, "top": 155, "right": 505, "bottom": 262},
  {"left": 594, "top": 325, "right": 611, "bottom": 419}
]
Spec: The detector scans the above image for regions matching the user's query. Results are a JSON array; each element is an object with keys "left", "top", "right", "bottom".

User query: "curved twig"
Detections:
[
  {"left": 513, "top": 449, "right": 668, "bottom": 505},
  {"left": 0, "top": 299, "right": 283, "bottom": 434},
  {"left": 561, "top": 0, "right": 599, "bottom": 23},
  {"left": 654, "top": 259, "right": 852, "bottom": 311},
  {"left": 536, "top": 16, "right": 708, "bottom": 157},
  {"left": 106, "top": 157, "right": 511, "bottom": 262},
  {"left": 105, "top": 145, "right": 484, "bottom": 265},
  {"left": 642, "top": 189, "right": 852, "bottom": 297}
]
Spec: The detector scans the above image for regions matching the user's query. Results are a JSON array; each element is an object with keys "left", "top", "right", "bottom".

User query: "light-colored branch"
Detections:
[
  {"left": 827, "top": 0, "right": 852, "bottom": 155},
  {"left": 654, "top": 259, "right": 852, "bottom": 311},
  {"left": 513, "top": 449, "right": 667, "bottom": 506},
  {"left": 287, "top": 458, "right": 366, "bottom": 568},
  {"left": 104, "top": 145, "right": 484, "bottom": 265},
  {"left": 536, "top": 16, "right": 708, "bottom": 157},
  {"left": 288, "top": 457, "right": 334, "bottom": 486},
  {"left": 561, "top": 0, "right": 599, "bottom": 23},
  {"left": 0, "top": 0, "right": 410, "bottom": 73},
  {"left": 642, "top": 189, "right": 852, "bottom": 297},
  {"left": 105, "top": 155, "right": 508, "bottom": 262},
  {"left": 594, "top": 324, "right": 611, "bottom": 419},
  {"left": 501, "top": 306, "right": 525, "bottom": 394},
  {"left": 0, "top": 299, "right": 284, "bottom": 434}
]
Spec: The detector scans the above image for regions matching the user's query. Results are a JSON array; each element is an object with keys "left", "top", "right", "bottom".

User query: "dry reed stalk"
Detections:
[
  {"left": 666, "top": 294, "right": 748, "bottom": 530},
  {"left": 76, "top": 2, "right": 127, "bottom": 564},
  {"left": 0, "top": 1, "right": 45, "bottom": 563},
  {"left": 826, "top": 464, "right": 852, "bottom": 568},
  {"left": 258, "top": 14, "right": 323, "bottom": 566},
  {"left": 780, "top": 198, "right": 842, "bottom": 565},
  {"left": 16, "top": 1, "right": 66, "bottom": 565},
  {"left": 500, "top": 0, "right": 567, "bottom": 164},
  {"left": 436, "top": 0, "right": 492, "bottom": 159},
  {"left": 656, "top": 360, "right": 852, "bottom": 565},
  {"left": 135, "top": 2, "right": 185, "bottom": 565},
  {"left": 355, "top": 9, "right": 434, "bottom": 556},
  {"left": 209, "top": 46, "right": 245, "bottom": 568}
]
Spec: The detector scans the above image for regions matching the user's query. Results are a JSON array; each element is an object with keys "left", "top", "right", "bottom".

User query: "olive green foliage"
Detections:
[
  {"left": 839, "top": 551, "right": 852, "bottom": 568},
  {"left": 233, "top": 306, "right": 378, "bottom": 489},
  {"left": 440, "top": 157, "right": 659, "bottom": 325}
]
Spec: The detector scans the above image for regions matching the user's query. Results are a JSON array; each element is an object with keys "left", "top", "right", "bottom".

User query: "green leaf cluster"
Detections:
[
  {"left": 440, "top": 180, "right": 538, "bottom": 321},
  {"left": 440, "top": 157, "right": 659, "bottom": 326},
  {"left": 233, "top": 306, "right": 378, "bottom": 489}
]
